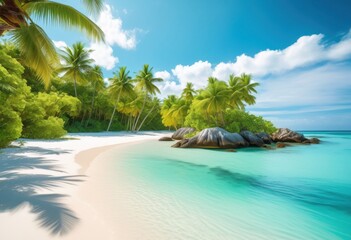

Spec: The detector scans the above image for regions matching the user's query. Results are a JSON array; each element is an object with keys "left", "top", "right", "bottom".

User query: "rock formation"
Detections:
[
  {"left": 172, "top": 127, "right": 248, "bottom": 148},
  {"left": 240, "top": 131, "right": 264, "bottom": 147},
  {"left": 171, "top": 127, "right": 195, "bottom": 140}
]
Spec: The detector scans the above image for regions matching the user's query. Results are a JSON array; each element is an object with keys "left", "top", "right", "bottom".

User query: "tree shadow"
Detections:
[{"left": 0, "top": 146, "right": 83, "bottom": 236}]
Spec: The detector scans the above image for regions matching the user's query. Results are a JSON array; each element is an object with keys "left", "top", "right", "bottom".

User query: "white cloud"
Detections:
[
  {"left": 213, "top": 30, "right": 351, "bottom": 80},
  {"left": 155, "top": 71, "right": 171, "bottom": 81},
  {"left": 96, "top": 4, "right": 137, "bottom": 50},
  {"left": 53, "top": 40, "right": 67, "bottom": 50},
  {"left": 156, "top": 80, "right": 183, "bottom": 99},
  {"left": 172, "top": 61, "right": 213, "bottom": 89},
  {"left": 89, "top": 43, "right": 118, "bottom": 70}
]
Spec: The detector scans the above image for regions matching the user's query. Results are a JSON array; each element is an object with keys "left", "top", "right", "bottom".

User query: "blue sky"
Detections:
[{"left": 44, "top": 0, "right": 351, "bottom": 130}]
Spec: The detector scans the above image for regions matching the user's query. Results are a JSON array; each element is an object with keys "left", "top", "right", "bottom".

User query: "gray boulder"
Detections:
[
  {"left": 302, "top": 138, "right": 320, "bottom": 144},
  {"left": 173, "top": 127, "right": 249, "bottom": 149},
  {"left": 159, "top": 136, "right": 173, "bottom": 141},
  {"left": 240, "top": 130, "right": 265, "bottom": 147},
  {"left": 172, "top": 127, "right": 195, "bottom": 140},
  {"left": 256, "top": 132, "right": 273, "bottom": 144},
  {"left": 271, "top": 128, "right": 307, "bottom": 143}
]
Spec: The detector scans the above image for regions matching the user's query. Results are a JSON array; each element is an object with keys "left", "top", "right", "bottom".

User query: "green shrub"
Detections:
[
  {"left": 22, "top": 116, "right": 66, "bottom": 139},
  {"left": 0, "top": 106, "right": 22, "bottom": 147},
  {"left": 224, "top": 109, "right": 276, "bottom": 134}
]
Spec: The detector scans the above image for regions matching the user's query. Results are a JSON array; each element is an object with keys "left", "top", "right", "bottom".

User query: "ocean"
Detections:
[{"left": 108, "top": 131, "right": 351, "bottom": 240}]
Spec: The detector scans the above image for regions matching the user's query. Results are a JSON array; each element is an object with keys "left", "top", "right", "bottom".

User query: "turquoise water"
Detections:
[{"left": 112, "top": 132, "right": 351, "bottom": 240}]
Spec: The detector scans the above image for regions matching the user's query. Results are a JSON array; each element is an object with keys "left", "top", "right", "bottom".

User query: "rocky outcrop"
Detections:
[
  {"left": 158, "top": 136, "right": 173, "bottom": 141},
  {"left": 172, "top": 127, "right": 248, "bottom": 149},
  {"left": 271, "top": 128, "right": 308, "bottom": 143},
  {"left": 240, "top": 131, "right": 264, "bottom": 147},
  {"left": 276, "top": 142, "right": 289, "bottom": 148},
  {"left": 256, "top": 132, "right": 272, "bottom": 144},
  {"left": 172, "top": 127, "right": 195, "bottom": 140},
  {"left": 302, "top": 138, "right": 320, "bottom": 144}
]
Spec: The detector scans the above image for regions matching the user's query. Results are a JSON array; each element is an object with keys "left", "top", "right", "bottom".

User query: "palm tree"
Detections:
[
  {"left": 193, "top": 78, "right": 230, "bottom": 126},
  {"left": 228, "top": 73, "right": 259, "bottom": 109},
  {"left": 133, "top": 64, "right": 162, "bottom": 131},
  {"left": 85, "top": 65, "right": 104, "bottom": 127},
  {"left": 0, "top": 0, "right": 104, "bottom": 86},
  {"left": 181, "top": 82, "right": 196, "bottom": 102},
  {"left": 160, "top": 95, "right": 177, "bottom": 128},
  {"left": 168, "top": 98, "right": 189, "bottom": 129},
  {"left": 239, "top": 73, "right": 259, "bottom": 105},
  {"left": 107, "top": 66, "right": 135, "bottom": 131},
  {"left": 58, "top": 42, "right": 93, "bottom": 98}
]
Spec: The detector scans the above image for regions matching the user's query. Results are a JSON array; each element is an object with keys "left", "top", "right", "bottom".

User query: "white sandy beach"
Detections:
[{"left": 0, "top": 131, "right": 168, "bottom": 240}]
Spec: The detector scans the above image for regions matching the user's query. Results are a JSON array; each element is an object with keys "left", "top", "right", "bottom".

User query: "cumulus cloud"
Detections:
[
  {"left": 213, "top": 30, "right": 351, "bottom": 80},
  {"left": 96, "top": 4, "right": 137, "bottom": 50},
  {"left": 172, "top": 61, "right": 213, "bottom": 89},
  {"left": 155, "top": 71, "right": 171, "bottom": 81},
  {"left": 89, "top": 43, "right": 118, "bottom": 70},
  {"left": 157, "top": 30, "right": 351, "bottom": 99}
]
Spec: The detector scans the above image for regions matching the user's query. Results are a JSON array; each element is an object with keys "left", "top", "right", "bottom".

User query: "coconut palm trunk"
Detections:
[
  {"left": 137, "top": 104, "right": 157, "bottom": 131},
  {"left": 132, "top": 94, "right": 146, "bottom": 131},
  {"left": 73, "top": 77, "right": 78, "bottom": 98},
  {"left": 107, "top": 88, "right": 122, "bottom": 131},
  {"left": 85, "top": 81, "right": 96, "bottom": 127}
]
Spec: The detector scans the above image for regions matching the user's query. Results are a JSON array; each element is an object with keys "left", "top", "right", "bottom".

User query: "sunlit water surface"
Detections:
[{"left": 107, "top": 131, "right": 351, "bottom": 240}]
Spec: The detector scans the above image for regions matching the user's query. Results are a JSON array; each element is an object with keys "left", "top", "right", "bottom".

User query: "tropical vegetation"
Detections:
[
  {"left": 160, "top": 75, "right": 276, "bottom": 134},
  {"left": 0, "top": 41, "right": 165, "bottom": 147}
]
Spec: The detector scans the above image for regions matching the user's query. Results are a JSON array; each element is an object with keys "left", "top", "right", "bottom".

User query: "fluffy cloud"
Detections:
[
  {"left": 157, "top": 30, "right": 351, "bottom": 100},
  {"left": 213, "top": 30, "right": 351, "bottom": 80},
  {"left": 155, "top": 71, "right": 171, "bottom": 81},
  {"left": 96, "top": 4, "right": 137, "bottom": 50},
  {"left": 172, "top": 61, "right": 213, "bottom": 89},
  {"left": 89, "top": 43, "right": 118, "bottom": 70}
]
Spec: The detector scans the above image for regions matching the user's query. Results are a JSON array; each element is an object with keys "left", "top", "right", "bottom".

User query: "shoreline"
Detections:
[{"left": 0, "top": 131, "right": 169, "bottom": 240}]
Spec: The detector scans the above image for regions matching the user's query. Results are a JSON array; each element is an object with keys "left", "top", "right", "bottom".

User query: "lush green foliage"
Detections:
[
  {"left": 225, "top": 110, "right": 277, "bottom": 134},
  {"left": 21, "top": 92, "right": 80, "bottom": 138},
  {"left": 0, "top": 41, "right": 167, "bottom": 147},
  {"left": 0, "top": 46, "right": 27, "bottom": 147},
  {"left": 162, "top": 75, "right": 276, "bottom": 134}
]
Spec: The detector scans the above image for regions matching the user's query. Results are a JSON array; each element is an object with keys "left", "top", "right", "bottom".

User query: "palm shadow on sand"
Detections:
[{"left": 0, "top": 146, "right": 83, "bottom": 235}]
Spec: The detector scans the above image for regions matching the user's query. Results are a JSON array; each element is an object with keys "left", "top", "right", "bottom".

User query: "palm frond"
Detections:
[
  {"left": 81, "top": 0, "right": 104, "bottom": 15},
  {"left": 24, "top": 1, "right": 104, "bottom": 42},
  {"left": 9, "top": 23, "right": 58, "bottom": 87}
]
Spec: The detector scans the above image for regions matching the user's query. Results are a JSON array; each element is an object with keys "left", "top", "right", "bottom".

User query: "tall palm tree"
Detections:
[
  {"left": 0, "top": 0, "right": 104, "bottom": 86},
  {"left": 194, "top": 78, "right": 230, "bottom": 126},
  {"left": 107, "top": 66, "right": 135, "bottom": 131},
  {"left": 58, "top": 42, "right": 93, "bottom": 98},
  {"left": 181, "top": 82, "right": 196, "bottom": 102},
  {"left": 133, "top": 64, "right": 162, "bottom": 131}
]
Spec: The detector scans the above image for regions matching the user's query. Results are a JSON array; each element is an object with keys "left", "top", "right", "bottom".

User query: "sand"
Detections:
[{"left": 0, "top": 131, "right": 170, "bottom": 240}]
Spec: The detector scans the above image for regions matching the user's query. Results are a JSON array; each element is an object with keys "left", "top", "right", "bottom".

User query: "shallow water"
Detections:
[{"left": 110, "top": 132, "right": 351, "bottom": 240}]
